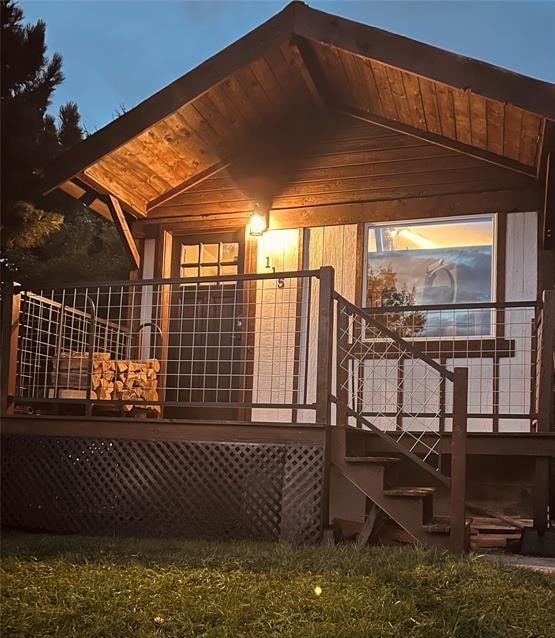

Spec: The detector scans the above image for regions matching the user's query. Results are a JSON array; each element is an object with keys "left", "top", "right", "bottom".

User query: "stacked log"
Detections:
[
  {"left": 51, "top": 351, "right": 161, "bottom": 414},
  {"left": 91, "top": 355, "right": 161, "bottom": 413}
]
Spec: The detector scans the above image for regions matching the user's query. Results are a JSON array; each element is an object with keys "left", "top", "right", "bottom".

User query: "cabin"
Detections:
[{"left": 2, "top": 2, "right": 554, "bottom": 552}]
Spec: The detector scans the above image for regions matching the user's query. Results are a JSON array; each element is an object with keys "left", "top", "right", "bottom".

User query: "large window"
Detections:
[{"left": 364, "top": 216, "right": 495, "bottom": 336}]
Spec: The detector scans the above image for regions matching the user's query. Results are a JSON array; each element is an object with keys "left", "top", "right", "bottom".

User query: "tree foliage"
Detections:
[
  {"left": 366, "top": 264, "right": 426, "bottom": 337},
  {"left": 1, "top": 0, "right": 129, "bottom": 286}
]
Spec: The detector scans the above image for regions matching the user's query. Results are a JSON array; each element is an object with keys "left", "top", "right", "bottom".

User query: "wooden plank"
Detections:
[
  {"left": 1, "top": 416, "right": 327, "bottom": 446},
  {"left": 518, "top": 111, "right": 542, "bottom": 166},
  {"left": 418, "top": 77, "right": 442, "bottom": 135},
  {"left": 293, "top": 5, "right": 555, "bottom": 120},
  {"left": 340, "top": 106, "right": 536, "bottom": 176},
  {"left": 401, "top": 71, "right": 427, "bottom": 131},
  {"left": 316, "top": 266, "right": 334, "bottom": 426},
  {"left": 357, "top": 504, "right": 378, "bottom": 545},
  {"left": 107, "top": 195, "right": 141, "bottom": 270},
  {"left": 469, "top": 93, "right": 488, "bottom": 150},
  {"left": 147, "top": 161, "right": 232, "bottom": 211},
  {"left": 452, "top": 88, "right": 472, "bottom": 146},
  {"left": 384, "top": 66, "right": 414, "bottom": 126},
  {"left": 42, "top": 3, "right": 297, "bottom": 194},
  {"left": 503, "top": 105, "right": 524, "bottom": 162},
  {"left": 450, "top": 367, "right": 469, "bottom": 553},
  {"left": 486, "top": 99, "right": 504, "bottom": 156},
  {"left": 435, "top": 82, "right": 457, "bottom": 140}
]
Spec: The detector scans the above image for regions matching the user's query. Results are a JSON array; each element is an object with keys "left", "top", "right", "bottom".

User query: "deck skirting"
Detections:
[{"left": 1, "top": 433, "right": 324, "bottom": 543}]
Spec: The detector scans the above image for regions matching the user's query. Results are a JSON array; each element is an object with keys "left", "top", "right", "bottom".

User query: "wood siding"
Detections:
[{"left": 153, "top": 114, "right": 537, "bottom": 220}]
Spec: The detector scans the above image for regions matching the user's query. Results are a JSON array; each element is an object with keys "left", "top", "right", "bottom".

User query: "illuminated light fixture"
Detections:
[{"left": 249, "top": 203, "right": 268, "bottom": 237}]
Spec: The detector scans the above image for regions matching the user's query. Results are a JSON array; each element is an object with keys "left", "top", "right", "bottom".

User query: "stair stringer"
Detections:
[{"left": 329, "top": 428, "right": 449, "bottom": 547}]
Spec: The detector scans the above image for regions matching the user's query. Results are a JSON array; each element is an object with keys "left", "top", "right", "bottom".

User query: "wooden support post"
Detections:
[
  {"left": 107, "top": 194, "right": 141, "bottom": 271},
  {"left": 1, "top": 281, "right": 21, "bottom": 416},
  {"left": 316, "top": 266, "right": 335, "bottom": 533},
  {"left": 533, "top": 289, "right": 554, "bottom": 532},
  {"left": 335, "top": 299, "right": 349, "bottom": 426},
  {"left": 536, "top": 289, "right": 554, "bottom": 432},
  {"left": 156, "top": 229, "right": 173, "bottom": 418},
  {"left": 533, "top": 457, "right": 550, "bottom": 534},
  {"left": 450, "top": 367, "right": 468, "bottom": 554}
]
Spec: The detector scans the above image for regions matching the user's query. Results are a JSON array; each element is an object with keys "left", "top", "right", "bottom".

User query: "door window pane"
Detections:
[
  {"left": 221, "top": 242, "right": 239, "bottom": 264},
  {"left": 181, "top": 244, "right": 199, "bottom": 265},
  {"left": 201, "top": 243, "right": 219, "bottom": 264}
]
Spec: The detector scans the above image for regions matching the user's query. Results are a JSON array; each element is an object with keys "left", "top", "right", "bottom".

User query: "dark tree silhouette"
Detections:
[{"left": 1, "top": 1, "right": 129, "bottom": 285}]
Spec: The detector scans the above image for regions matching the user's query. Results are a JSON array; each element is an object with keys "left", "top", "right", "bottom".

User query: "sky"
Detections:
[{"left": 20, "top": 0, "right": 555, "bottom": 134}]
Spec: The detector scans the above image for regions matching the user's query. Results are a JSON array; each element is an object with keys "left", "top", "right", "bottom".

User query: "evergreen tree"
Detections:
[
  {"left": 1, "top": 1, "right": 129, "bottom": 285},
  {"left": 1, "top": 0, "right": 66, "bottom": 249}
]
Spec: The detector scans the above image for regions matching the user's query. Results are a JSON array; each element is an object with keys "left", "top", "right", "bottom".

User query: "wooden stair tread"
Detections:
[
  {"left": 383, "top": 487, "right": 435, "bottom": 497},
  {"left": 345, "top": 456, "right": 400, "bottom": 464}
]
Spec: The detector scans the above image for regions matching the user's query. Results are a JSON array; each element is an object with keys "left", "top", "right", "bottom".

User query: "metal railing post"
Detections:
[
  {"left": 1, "top": 281, "right": 21, "bottom": 417},
  {"left": 450, "top": 366, "right": 469, "bottom": 553},
  {"left": 316, "top": 266, "right": 334, "bottom": 534}
]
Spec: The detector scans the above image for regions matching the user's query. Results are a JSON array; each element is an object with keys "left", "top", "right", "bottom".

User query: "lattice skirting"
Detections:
[{"left": 1, "top": 435, "right": 324, "bottom": 543}]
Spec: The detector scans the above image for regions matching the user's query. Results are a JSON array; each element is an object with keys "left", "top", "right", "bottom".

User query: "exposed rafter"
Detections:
[
  {"left": 147, "top": 161, "right": 232, "bottom": 211},
  {"left": 106, "top": 194, "right": 141, "bottom": 270}
]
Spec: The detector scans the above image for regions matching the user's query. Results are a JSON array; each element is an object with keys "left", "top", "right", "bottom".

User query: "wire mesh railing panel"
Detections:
[
  {"left": 364, "top": 301, "right": 538, "bottom": 431},
  {"left": 14, "top": 272, "right": 320, "bottom": 420},
  {"left": 334, "top": 295, "right": 453, "bottom": 467},
  {"left": 16, "top": 291, "right": 131, "bottom": 400}
]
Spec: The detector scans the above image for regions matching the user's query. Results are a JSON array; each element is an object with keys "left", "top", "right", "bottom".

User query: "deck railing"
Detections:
[
  {"left": 357, "top": 299, "right": 539, "bottom": 431},
  {"left": 3, "top": 271, "right": 324, "bottom": 422}
]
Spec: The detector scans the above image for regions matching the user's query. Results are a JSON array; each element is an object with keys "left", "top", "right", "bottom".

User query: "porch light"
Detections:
[{"left": 249, "top": 205, "right": 268, "bottom": 237}]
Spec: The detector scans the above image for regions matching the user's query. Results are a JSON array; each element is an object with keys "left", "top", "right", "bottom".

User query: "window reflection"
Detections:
[{"left": 365, "top": 217, "right": 494, "bottom": 337}]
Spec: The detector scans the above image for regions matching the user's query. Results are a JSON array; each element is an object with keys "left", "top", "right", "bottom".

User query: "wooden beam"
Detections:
[
  {"left": 131, "top": 187, "right": 541, "bottom": 237},
  {"left": 41, "top": 4, "right": 297, "bottom": 195},
  {"left": 58, "top": 180, "right": 112, "bottom": 221},
  {"left": 106, "top": 195, "right": 141, "bottom": 270},
  {"left": 146, "top": 161, "right": 232, "bottom": 211},
  {"left": 543, "top": 152, "right": 554, "bottom": 248},
  {"left": 1, "top": 416, "right": 326, "bottom": 447},
  {"left": 292, "top": 5, "right": 555, "bottom": 120},
  {"left": 340, "top": 106, "right": 537, "bottom": 177},
  {"left": 78, "top": 172, "right": 146, "bottom": 218}
]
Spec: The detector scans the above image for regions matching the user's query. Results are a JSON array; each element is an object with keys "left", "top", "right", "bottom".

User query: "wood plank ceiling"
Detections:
[
  {"left": 70, "top": 34, "right": 547, "bottom": 219},
  {"left": 82, "top": 41, "right": 319, "bottom": 215},
  {"left": 308, "top": 41, "right": 543, "bottom": 168}
]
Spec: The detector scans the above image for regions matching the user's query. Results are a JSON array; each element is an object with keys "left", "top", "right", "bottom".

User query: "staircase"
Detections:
[
  {"left": 329, "top": 428, "right": 453, "bottom": 548},
  {"left": 328, "top": 288, "right": 470, "bottom": 551}
]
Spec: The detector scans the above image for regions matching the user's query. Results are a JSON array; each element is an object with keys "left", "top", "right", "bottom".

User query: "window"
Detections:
[
  {"left": 364, "top": 216, "right": 494, "bottom": 336},
  {"left": 180, "top": 241, "right": 239, "bottom": 279}
]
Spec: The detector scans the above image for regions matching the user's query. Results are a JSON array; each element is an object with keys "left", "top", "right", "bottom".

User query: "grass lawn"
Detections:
[{"left": 1, "top": 533, "right": 553, "bottom": 638}]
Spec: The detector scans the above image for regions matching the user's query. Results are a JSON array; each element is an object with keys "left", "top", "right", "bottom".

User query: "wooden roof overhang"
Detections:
[{"left": 42, "top": 1, "right": 555, "bottom": 245}]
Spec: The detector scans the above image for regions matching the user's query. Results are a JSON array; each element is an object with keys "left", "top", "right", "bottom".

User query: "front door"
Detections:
[{"left": 165, "top": 232, "right": 244, "bottom": 420}]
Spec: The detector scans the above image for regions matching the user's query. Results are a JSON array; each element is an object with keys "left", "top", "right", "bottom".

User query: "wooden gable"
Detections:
[{"left": 43, "top": 1, "right": 554, "bottom": 224}]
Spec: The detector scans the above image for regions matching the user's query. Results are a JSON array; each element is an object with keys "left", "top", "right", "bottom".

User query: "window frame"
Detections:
[{"left": 362, "top": 214, "right": 498, "bottom": 340}]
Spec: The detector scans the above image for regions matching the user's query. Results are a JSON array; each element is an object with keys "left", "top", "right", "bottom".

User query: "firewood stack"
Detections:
[{"left": 51, "top": 351, "right": 161, "bottom": 414}]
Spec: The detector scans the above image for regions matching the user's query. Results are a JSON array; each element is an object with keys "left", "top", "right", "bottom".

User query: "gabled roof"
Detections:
[{"left": 43, "top": 1, "right": 555, "bottom": 219}]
